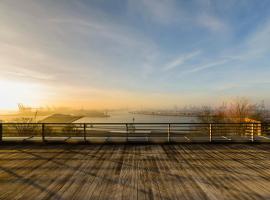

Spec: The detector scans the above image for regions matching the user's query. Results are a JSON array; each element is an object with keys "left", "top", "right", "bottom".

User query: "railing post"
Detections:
[
  {"left": 167, "top": 124, "right": 171, "bottom": 143},
  {"left": 41, "top": 123, "right": 45, "bottom": 142},
  {"left": 251, "top": 123, "right": 254, "bottom": 142},
  {"left": 0, "top": 122, "right": 2, "bottom": 143},
  {"left": 209, "top": 123, "right": 212, "bottom": 142},
  {"left": 126, "top": 123, "right": 129, "bottom": 142},
  {"left": 84, "top": 123, "right": 86, "bottom": 143}
]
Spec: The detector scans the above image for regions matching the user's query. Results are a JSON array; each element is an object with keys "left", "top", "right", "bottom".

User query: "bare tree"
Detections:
[
  {"left": 197, "top": 98, "right": 266, "bottom": 137},
  {"left": 212, "top": 102, "right": 228, "bottom": 123},
  {"left": 198, "top": 98, "right": 266, "bottom": 123},
  {"left": 14, "top": 111, "right": 39, "bottom": 136},
  {"left": 227, "top": 98, "right": 252, "bottom": 122}
]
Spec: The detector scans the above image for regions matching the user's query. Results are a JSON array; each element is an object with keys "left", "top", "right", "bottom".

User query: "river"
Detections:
[
  {"left": 75, "top": 111, "right": 198, "bottom": 123},
  {"left": 0, "top": 111, "right": 198, "bottom": 123}
]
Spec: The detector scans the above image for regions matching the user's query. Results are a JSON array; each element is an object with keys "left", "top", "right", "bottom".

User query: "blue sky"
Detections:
[{"left": 0, "top": 0, "right": 270, "bottom": 109}]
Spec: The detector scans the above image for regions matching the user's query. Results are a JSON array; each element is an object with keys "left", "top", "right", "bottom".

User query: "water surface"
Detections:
[{"left": 76, "top": 111, "right": 198, "bottom": 123}]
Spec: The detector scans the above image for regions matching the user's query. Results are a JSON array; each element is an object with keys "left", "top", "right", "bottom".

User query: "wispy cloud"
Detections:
[
  {"left": 163, "top": 50, "right": 201, "bottom": 71},
  {"left": 244, "top": 20, "right": 270, "bottom": 57},
  {"left": 128, "top": 0, "right": 179, "bottom": 25},
  {"left": 49, "top": 18, "right": 156, "bottom": 51},
  {"left": 197, "top": 14, "right": 228, "bottom": 32},
  {"left": 176, "top": 16, "right": 270, "bottom": 76},
  {"left": 0, "top": 1, "right": 158, "bottom": 87},
  {"left": 184, "top": 59, "right": 230, "bottom": 74},
  {"left": 128, "top": 0, "right": 229, "bottom": 33},
  {"left": 215, "top": 80, "right": 270, "bottom": 92}
]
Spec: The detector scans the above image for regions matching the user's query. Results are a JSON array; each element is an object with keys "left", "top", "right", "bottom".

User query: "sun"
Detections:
[{"left": 0, "top": 80, "right": 44, "bottom": 110}]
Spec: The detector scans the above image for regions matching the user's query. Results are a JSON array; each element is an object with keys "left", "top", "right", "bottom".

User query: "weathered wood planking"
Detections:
[{"left": 0, "top": 144, "right": 269, "bottom": 200}]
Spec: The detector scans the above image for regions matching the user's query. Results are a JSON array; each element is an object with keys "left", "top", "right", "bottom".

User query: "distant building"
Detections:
[
  {"left": 244, "top": 118, "right": 261, "bottom": 136},
  {"left": 39, "top": 114, "right": 83, "bottom": 123}
]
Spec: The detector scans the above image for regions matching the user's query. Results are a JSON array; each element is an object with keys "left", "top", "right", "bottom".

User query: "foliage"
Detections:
[
  {"left": 197, "top": 98, "right": 266, "bottom": 137},
  {"left": 198, "top": 98, "right": 266, "bottom": 123}
]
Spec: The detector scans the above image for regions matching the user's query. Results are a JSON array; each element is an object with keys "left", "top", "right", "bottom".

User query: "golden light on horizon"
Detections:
[{"left": 0, "top": 80, "right": 44, "bottom": 110}]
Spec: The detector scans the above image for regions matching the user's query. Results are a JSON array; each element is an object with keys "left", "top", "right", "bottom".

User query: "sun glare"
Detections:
[{"left": 0, "top": 80, "right": 43, "bottom": 110}]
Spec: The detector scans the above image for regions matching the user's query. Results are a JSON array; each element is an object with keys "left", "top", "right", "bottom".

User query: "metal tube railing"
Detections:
[
  {"left": 167, "top": 124, "right": 171, "bottom": 143},
  {"left": 0, "top": 122, "right": 2, "bottom": 143},
  {"left": 0, "top": 122, "right": 267, "bottom": 143},
  {"left": 251, "top": 123, "right": 254, "bottom": 142},
  {"left": 209, "top": 123, "right": 212, "bottom": 142},
  {"left": 42, "top": 123, "right": 45, "bottom": 142},
  {"left": 83, "top": 123, "right": 86, "bottom": 143}
]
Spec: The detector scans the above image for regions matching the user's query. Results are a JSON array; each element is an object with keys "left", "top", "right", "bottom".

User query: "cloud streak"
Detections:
[
  {"left": 181, "top": 58, "right": 230, "bottom": 75},
  {"left": 163, "top": 50, "right": 201, "bottom": 71},
  {"left": 128, "top": 0, "right": 229, "bottom": 33},
  {"left": 197, "top": 14, "right": 228, "bottom": 32}
]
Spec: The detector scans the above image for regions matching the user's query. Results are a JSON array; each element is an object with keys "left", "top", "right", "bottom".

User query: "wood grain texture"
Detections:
[{"left": 0, "top": 144, "right": 269, "bottom": 200}]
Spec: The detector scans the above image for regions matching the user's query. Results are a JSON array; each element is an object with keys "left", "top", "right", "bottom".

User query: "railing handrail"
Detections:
[
  {"left": 0, "top": 120, "right": 268, "bottom": 143},
  {"left": 0, "top": 122, "right": 263, "bottom": 125}
]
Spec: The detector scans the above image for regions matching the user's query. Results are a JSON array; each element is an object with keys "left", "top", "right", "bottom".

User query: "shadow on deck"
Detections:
[{"left": 0, "top": 144, "right": 270, "bottom": 200}]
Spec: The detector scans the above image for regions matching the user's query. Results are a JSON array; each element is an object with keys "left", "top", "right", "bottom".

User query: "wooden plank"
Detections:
[{"left": 0, "top": 144, "right": 269, "bottom": 200}]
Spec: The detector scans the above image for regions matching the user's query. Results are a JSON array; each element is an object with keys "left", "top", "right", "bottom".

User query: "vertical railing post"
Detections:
[
  {"left": 0, "top": 122, "right": 2, "bottom": 143},
  {"left": 167, "top": 124, "right": 171, "bottom": 143},
  {"left": 251, "top": 123, "right": 254, "bottom": 142},
  {"left": 84, "top": 123, "right": 86, "bottom": 143},
  {"left": 209, "top": 123, "right": 212, "bottom": 142},
  {"left": 126, "top": 123, "right": 129, "bottom": 142},
  {"left": 41, "top": 123, "right": 45, "bottom": 142}
]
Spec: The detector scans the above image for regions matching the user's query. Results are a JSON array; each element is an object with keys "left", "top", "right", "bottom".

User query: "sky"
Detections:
[{"left": 1, "top": 0, "right": 270, "bottom": 110}]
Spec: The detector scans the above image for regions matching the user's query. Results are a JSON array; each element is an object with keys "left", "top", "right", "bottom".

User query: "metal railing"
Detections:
[{"left": 0, "top": 122, "right": 269, "bottom": 143}]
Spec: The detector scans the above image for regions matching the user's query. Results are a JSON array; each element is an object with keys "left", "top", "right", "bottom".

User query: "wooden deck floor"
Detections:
[{"left": 0, "top": 144, "right": 269, "bottom": 200}]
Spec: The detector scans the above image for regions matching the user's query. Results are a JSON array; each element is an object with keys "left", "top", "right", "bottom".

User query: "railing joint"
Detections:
[
  {"left": 84, "top": 123, "right": 87, "bottom": 143},
  {"left": 209, "top": 123, "right": 212, "bottom": 143},
  {"left": 41, "top": 123, "right": 45, "bottom": 142},
  {"left": 0, "top": 122, "right": 2, "bottom": 143},
  {"left": 168, "top": 124, "right": 171, "bottom": 143}
]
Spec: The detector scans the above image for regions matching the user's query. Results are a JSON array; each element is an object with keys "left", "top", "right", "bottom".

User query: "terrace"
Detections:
[{"left": 0, "top": 123, "right": 270, "bottom": 199}]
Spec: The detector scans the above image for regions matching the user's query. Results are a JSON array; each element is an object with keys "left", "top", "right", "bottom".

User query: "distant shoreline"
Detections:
[{"left": 130, "top": 111, "right": 201, "bottom": 117}]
